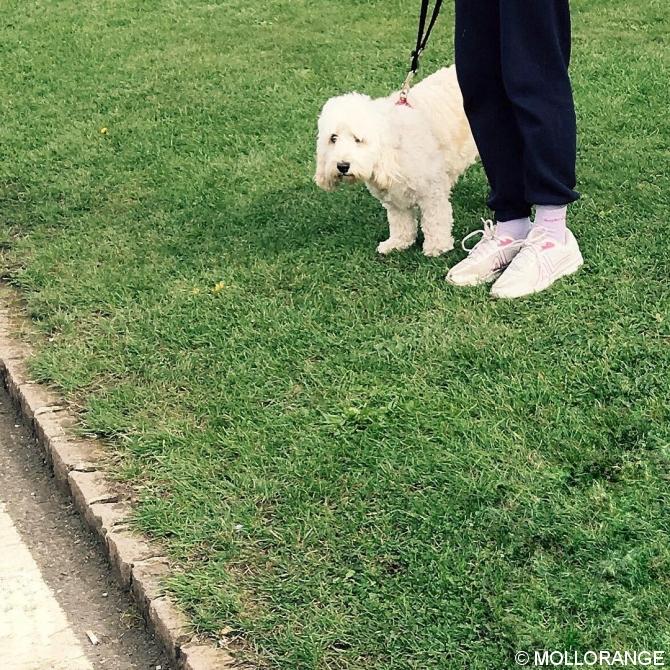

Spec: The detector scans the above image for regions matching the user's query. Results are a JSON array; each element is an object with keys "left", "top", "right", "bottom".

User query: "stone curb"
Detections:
[{"left": 0, "top": 304, "right": 239, "bottom": 670}]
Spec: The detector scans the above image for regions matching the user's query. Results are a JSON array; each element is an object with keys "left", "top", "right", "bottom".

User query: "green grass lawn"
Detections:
[{"left": 1, "top": 0, "right": 670, "bottom": 667}]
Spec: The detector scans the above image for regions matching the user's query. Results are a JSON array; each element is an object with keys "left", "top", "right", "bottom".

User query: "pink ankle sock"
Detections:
[
  {"left": 534, "top": 205, "right": 568, "bottom": 242},
  {"left": 496, "top": 217, "right": 531, "bottom": 240}
]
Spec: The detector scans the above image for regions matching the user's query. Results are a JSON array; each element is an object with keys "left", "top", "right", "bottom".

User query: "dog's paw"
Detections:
[
  {"left": 423, "top": 238, "right": 454, "bottom": 257},
  {"left": 377, "top": 238, "right": 415, "bottom": 255}
]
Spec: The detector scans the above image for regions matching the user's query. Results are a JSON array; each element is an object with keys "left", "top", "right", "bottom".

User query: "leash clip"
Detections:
[{"left": 396, "top": 70, "right": 415, "bottom": 107}]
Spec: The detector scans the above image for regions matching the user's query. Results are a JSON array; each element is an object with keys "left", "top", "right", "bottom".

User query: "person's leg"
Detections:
[
  {"left": 488, "top": 0, "right": 583, "bottom": 298},
  {"left": 499, "top": 0, "right": 579, "bottom": 211},
  {"left": 448, "top": 0, "right": 536, "bottom": 288},
  {"left": 454, "top": 0, "right": 531, "bottom": 224}
]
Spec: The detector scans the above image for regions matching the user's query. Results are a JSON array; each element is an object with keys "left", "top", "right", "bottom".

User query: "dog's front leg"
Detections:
[
  {"left": 377, "top": 205, "right": 418, "bottom": 255},
  {"left": 418, "top": 192, "right": 455, "bottom": 257}
]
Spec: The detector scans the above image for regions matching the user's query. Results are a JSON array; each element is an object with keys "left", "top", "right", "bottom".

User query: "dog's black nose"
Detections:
[{"left": 337, "top": 162, "right": 350, "bottom": 175}]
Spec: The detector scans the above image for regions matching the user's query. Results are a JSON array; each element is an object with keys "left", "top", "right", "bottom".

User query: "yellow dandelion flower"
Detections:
[{"left": 212, "top": 281, "right": 225, "bottom": 293}]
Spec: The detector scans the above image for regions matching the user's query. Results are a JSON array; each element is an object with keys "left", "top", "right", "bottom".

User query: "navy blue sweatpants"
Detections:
[{"left": 454, "top": 0, "right": 579, "bottom": 222}]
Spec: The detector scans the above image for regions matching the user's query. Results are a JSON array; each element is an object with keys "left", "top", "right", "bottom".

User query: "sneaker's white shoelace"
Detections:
[
  {"left": 461, "top": 219, "right": 523, "bottom": 257},
  {"left": 461, "top": 219, "right": 495, "bottom": 253}
]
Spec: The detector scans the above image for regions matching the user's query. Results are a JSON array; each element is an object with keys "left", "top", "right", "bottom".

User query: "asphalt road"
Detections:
[{"left": 0, "top": 386, "right": 171, "bottom": 670}]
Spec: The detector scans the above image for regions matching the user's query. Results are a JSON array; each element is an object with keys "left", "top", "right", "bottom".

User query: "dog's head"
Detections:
[{"left": 314, "top": 93, "right": 397, "bottom": 191}]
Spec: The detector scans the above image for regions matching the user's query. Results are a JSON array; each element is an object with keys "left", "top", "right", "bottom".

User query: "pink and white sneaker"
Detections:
[
  {"left": 490, "top": 227, "right": 583, "bottom": 299},
  {"left": 446, "top": 220, "right": 524, "bottom": 287}
]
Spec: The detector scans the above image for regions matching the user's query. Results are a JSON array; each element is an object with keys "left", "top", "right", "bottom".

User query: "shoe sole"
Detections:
[{"left": 491, "top": 257, "right": 584, "bottom": 299}]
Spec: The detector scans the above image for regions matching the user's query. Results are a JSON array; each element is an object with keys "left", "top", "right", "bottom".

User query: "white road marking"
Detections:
[{"left": 0, "top": 502, "right": 93, "bottom": 670}]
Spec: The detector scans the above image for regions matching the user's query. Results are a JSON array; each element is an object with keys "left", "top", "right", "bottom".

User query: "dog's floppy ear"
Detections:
[
  {"left": 314, "top": 134, "right": 335, "bottom": 191},
  {"left": 372, "top": 153, "right": 398, "bottom": 190},
  {"left": 314, "top": 102, "right": 337, "bottom": 191},
  {"left": 371, "top": 127, "right": 399, "bottom": 191}
]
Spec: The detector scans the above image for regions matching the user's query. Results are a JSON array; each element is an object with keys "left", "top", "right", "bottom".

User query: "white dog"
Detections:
[{"left": 315, "top": 66, "right": 478, "bottom": 256}]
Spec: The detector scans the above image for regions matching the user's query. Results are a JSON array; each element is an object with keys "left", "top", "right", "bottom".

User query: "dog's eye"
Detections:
[
  {"left": 354, "top": 137, "right": 364, "bottom": 144},
  {"left": 329, "top": 134, "right": 338, "bottom": 144}
]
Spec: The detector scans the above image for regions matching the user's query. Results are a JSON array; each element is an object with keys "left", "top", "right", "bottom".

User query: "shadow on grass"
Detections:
[
  {"left": 203, "top": 167, "right": 487, "bottom": 264},
  {"left": 224, "top": 181, "right": 386, "bottom": 257}
]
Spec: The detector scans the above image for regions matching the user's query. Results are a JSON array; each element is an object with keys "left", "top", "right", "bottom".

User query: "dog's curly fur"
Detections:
[{"left": 315, "top": 66, "right": 478, "bottom": 256}]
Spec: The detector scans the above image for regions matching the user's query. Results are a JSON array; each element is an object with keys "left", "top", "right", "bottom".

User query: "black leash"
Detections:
[{"left": 398, "top": 0, "right": 444, "bottom": 106}]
